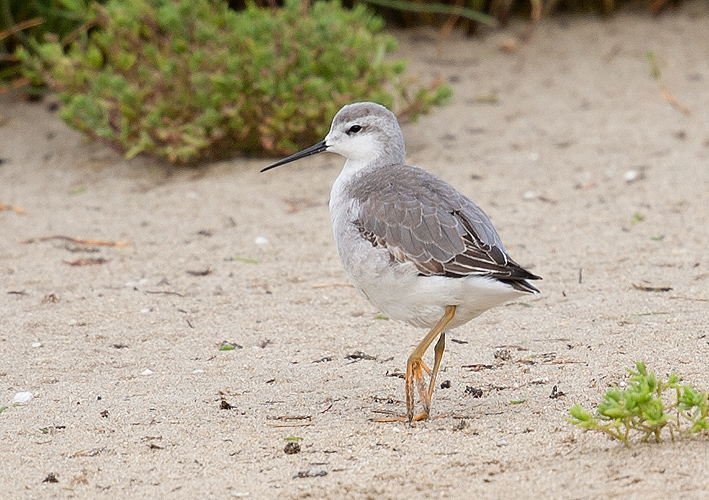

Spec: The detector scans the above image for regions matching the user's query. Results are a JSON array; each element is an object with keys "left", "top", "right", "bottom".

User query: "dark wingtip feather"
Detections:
[
  {"left": 500, "top": 262, "right": 541, "bottom": 294},
  {"left": 509, "top": 279, "right": 541, "bottom": 294}
]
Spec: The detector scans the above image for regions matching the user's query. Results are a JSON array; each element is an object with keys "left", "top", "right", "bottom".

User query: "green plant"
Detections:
[
  {"left": 568, "top": 362, "right": 709, "bottom": 447},
  {"left": 19, "top": 0, "right": 451, "bottom": 164},
  {"left": 1, "top": 0, "right": 102, "bottom": 85}
]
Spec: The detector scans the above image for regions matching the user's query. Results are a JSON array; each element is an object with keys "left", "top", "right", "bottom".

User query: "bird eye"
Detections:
[{"left": 347, "top": 125, "right": 362, "bottom": 134}]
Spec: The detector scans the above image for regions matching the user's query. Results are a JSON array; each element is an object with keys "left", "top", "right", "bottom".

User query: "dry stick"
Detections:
[
  {"left": 0, "top": 204, "right": 25, "bottom": 214},
  {"left": 633, "top": 283, "right": 672, "bottom": 292},
  {"left": 22, "top": 235, "right": 130, "bottom": 247},
  {"left": 64, "top": 258, "right": 110, "bottom": 266},
  {"left": 648, "top": 51, "right": 691, "bottom": 115},
  {"left": 436, "top": 0, "right": 464, "bottom": 54},
  {"left": 660, "top": 84, "right": 691, "bottom": 115},
  {"left": 0, "top": 17, "right": 44, "bottom": 42},
  {"left": 266, "top": 415, "right": 312, "bottom": 421},
  {"left": 651, "top": 0, "right": 673, "bottom": 14},
  {"left": 669, "top": 295, "right": 709, "bottom": 303},
  {"left": 61, "top": 9, "right": 106, "bottom": 47},
  {"left": 508, "top": 0, "right": 544, "bottom": 72}
]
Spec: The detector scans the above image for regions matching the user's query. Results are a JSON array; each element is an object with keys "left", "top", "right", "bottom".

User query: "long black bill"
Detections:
[{"left": 260, "top": 140, "right": 328, "bottom": 173}]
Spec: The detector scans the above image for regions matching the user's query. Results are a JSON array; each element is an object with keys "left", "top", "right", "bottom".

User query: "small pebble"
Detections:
[
  {"left": 125, "top": 278, "right": 149, "bottom": 287},
  {"left": 493, "top": 348, "right": 512, "bottom": 361},
  {"left": 496, "top": 439, "right": 508, "bottom": 447},
  {"left": 284, "top": 441, "right": 301, "bottom": 455},
  {"left": 193, "top": 369, "right": 204, "bottom": 374},
  {"left": 499, "top": 39, "right": 516, "bottom": 53},
  {"left": 42, "top": 472, "right": 59, "bottom": 483},
  {"left": 140, "top": 306, "right": 153, "bottom": 313},
  {"left": 13, "top": 391, "right": 33, "bottom": 404},
  {"left": 530, "top": 377, "right": 549, "bottom": 385},
  {"left": 624, "top": 169, "right": 639, "bottom": 183},
  {"left": 31, "top": 342, "right": 42, "bottom": 348},
  {"left": 464, "top": 386, "right": 483, "bottom": 398},
  {"left": 522, "top": 190, "right": 537, "bottom": 201},
  {"left": 141, "top": 369, "right": 154, "bottom": 376},
  {"left": 254, "top": 236, "right": 269, "bottom": 245}
]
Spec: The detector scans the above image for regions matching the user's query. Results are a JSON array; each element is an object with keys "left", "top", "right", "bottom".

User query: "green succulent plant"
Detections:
[
  {"left": 569, "top": 362, "right": 709, "bottom": 447},
  {"left": 19, "top": 0, "right": 451, "bottom": 164}
]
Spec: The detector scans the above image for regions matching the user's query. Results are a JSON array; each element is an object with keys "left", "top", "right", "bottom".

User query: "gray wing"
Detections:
[{"left": 351, "top": 165, "right": 540, "bottom": 292}]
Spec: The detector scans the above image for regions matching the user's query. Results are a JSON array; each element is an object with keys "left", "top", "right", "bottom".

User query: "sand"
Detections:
[{"left": 1, "top": 4, "right": 708, "bottom": 499}]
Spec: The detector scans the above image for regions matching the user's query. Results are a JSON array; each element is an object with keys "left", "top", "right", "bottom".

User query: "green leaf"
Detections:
[
  {"left": 60, "top": 0, "right": 86, "bottom": 13},
  {"left": 229, "top": 256, "right": 260, "bottom": 264}
]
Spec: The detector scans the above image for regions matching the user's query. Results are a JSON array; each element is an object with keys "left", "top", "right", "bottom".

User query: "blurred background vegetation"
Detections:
[{"left": 0, "top": 0, "right": 681, "bottom": 164}]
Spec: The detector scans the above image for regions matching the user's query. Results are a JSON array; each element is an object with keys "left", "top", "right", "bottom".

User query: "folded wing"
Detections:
[{"left": 352, "top": 165, "right": 541, "bottom": 293}]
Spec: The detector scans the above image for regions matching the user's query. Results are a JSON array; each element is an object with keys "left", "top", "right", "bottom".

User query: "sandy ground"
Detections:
[{"left": 2, "top": 4, "right": 709, "bottom": 499}]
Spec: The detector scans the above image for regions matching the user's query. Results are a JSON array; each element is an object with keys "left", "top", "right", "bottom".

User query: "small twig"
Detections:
[
  {"left": 436, "top": 0, "right": 464, "bottom": 53},
  {"left": 0, "top": 17, "right": 44, "bottom": 42},
  {"left": 0, "top": 203, "right": 25, "bottom": 214},
  {"left": 186, "top": 268, "right": 212, "bottom": 276},
  {"left": 60, "top": 7, "right": 106, "bottom": 47},
  {"left": 660, "top": 84, "right": 691, "bottom": 115},
  {"left": 669, "top": 295, "right": 709, "bottom": 302},
  {"left": 266, "top": 415, "right": 312, "bottom": 421},
  {"left": 268, "top": 422, "right": 314, "bottom": 428},
  {"left": 145, "top": 290, "right": 185, "bottom": 297},
  {"left": 462, "top": 363, "right": 498, "bottom": 371},
  {"left": 633, "top": 283, "right": 672, "bottom": 292},
  {"left": 345, "top": 351, "right": 377, "bottom": 362},
  {"left": 647, "top": 52, "right": 691, "bottom": 115},
  {"left": 548, "top": 359, "right": 583, "bottom": 365},
  {"left": 23, "top": 235, "right": 129, "bottom": 246},
  {"left": 64, "top": 258, "right": 110, "bottom": 266}
]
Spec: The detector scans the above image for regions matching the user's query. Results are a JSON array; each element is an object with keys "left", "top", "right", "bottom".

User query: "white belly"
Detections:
[{"left": 338, "top": 232, "right": 521, "bottom": 328}]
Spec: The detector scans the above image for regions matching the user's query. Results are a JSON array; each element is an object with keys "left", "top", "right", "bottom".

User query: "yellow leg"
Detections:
[
  {"left": 428, "top": 331, "right": 446, "bottom": 401},
  {"left": 405, "top": 305, "right": 456, "bottom": 422}
]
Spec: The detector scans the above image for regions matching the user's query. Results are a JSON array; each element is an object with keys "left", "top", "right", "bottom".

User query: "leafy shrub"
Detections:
[
  {"left": 19, "top": 0, "right": 451, "bottom": 164},
  {"left": 568, "top": 362, "right": 709, "bottom": 447},
  {"left": 1, "top": 0, "right": 104, "bottom": 85}
]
